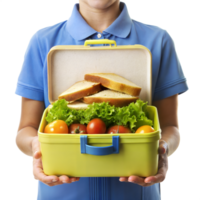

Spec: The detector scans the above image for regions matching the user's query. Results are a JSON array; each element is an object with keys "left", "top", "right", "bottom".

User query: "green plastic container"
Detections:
[{"left": 38, "top": 105, "right": 161, "bottom": 177}]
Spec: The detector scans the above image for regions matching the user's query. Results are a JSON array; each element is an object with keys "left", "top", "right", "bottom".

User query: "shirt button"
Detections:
[{"left": 97, "top": 33, "right": 102, "bottom": 38}]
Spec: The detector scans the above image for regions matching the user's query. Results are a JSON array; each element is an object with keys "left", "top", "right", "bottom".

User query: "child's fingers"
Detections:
[
  {"left": 34, "top": 166, "right": 59, "bottom": 185},
  {"left": 59, "top": 176, "right": 80, "bottom": 183},
  {"left": 69, "top": 177, "right": 80, "bottom": 182},
  {"left": 119, "top": 177, "right": 128, "bottom": 182},
  {"left": 32, "top": 137, "right": 80, "bottom": 186}
]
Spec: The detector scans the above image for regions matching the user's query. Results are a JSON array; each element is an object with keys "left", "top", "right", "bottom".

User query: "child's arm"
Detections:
[
  {"left": 16, "top": 97, "right": 80, "bottom": 186},
  {"left": 153, "top": 94, "right": 179, "bottom": 156},
  {"left": 16, "top": 97, "right": 44, "bottom": 156}
]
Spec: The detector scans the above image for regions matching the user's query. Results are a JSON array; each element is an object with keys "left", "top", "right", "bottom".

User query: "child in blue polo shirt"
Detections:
[{"left": 16, "top": 1, "right": 188, "bottom": 200}]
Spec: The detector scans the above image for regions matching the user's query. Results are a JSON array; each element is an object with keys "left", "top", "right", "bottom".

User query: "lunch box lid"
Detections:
[{"left": 47, "top": 39, "right": 152, "bottom": 105}]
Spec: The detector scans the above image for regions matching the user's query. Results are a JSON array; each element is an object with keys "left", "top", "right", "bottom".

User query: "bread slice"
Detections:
[
  {"left": 47, "top": 101, "right": 89, "bottom": 112},
  {"left": 84, "top": 73, "right": 141, "bottom": 96},
  {"left": 83, "top": 90, "right": 139, "bottom": 107},
  {"left": 67, "top": 101, "right": 89, "bottom": 110},
  {"left": 58, "top": 80, "right": 101, "bottom": 102}
]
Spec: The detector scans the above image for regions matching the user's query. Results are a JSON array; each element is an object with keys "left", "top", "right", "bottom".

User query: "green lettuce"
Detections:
[
  {"left": 45, "top": 99, "right": 153, "bottom": 132},
  {"left": 128, "top": 100, "right": 153, "bottom": 129},
  {"left": 45, "top": 99, "right": 82, "bottom": 126},
  {"left": 79, "top": 102, "right": 116, "bottom": 127}
]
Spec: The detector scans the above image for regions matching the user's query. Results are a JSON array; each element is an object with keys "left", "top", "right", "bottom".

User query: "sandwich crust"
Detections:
[
  {"left": 84, "top": 73, "right": 141, "bottom": 96},
  {"left": 58, "top": 81, "right": 101, "bottom": 102}
]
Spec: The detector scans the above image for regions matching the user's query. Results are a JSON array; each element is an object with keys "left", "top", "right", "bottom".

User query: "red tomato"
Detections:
[
  {"left": 69, "top": 124, "right": 87, "bottom": 134},
  {"left": 107, "top": 125, "right": 131, "bottom": 134},
  {"left": 87, "top": 118, "right": 106, "bottom": 134},
  {"left": 44, "top": 120, "right": 68, "bottom": 134}
]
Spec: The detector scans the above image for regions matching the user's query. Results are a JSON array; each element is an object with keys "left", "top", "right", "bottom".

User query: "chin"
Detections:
[{"left": 85, "top": 0, "right": 118, "bottom": 10}]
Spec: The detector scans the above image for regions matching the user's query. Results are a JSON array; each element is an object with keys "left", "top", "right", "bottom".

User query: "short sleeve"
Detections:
[
  {"left": 15, "top": 32, "right": 44, "bottom": 101},
  {"left": 153, "top": 31, "right": 188, "bottom": 101}
]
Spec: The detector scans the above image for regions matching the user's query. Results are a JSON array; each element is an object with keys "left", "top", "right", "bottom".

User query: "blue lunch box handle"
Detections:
[{"left": 80, "top": 135, "right": 119, "bottom": 156}]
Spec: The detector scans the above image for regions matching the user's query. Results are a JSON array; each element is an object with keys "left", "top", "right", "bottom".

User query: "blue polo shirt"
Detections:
[{"left": 16, "top": 2, "right": 188, "bottom": 200}]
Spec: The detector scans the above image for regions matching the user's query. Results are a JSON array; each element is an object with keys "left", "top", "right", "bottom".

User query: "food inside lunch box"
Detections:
[
  {"left": 44, "top": 73, "right": 155, "bottom": 134},
  {"left": 58, "top": 73, "right": 141, "bottom": 106}
]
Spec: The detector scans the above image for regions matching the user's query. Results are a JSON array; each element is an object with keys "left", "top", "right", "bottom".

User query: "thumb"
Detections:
[
  {"left": 32, "top": 136, "right": 41, "bottom": 159},
  {"left": 33, "top": 151, "right": 42, "bottom": 159},
  {"left": 159, "top": 140, "right": 168, "bottom": 155}
]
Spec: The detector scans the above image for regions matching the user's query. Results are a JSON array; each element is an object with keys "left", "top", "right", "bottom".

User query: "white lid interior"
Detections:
[{"left": 48, "top": 45, "right": 152, "bottom": 104}]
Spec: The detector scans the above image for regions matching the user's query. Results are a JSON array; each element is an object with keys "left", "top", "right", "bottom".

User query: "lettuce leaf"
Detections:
[
  {"left": 45, "top": 99, "right": 153, "bottom": 132},
  {"left": 129, "top": 100, "right": 153, "bottom": 130},
  {"left": 45, "top": 99, "right": 82, "bottom": 126},
  {"left": 79, "top": 102, "right": 116, "bottom": 127}
]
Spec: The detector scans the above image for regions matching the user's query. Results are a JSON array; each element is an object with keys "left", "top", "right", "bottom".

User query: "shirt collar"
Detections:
[{"left": 67, "top": 2, "right": 132, "bottom": 41}]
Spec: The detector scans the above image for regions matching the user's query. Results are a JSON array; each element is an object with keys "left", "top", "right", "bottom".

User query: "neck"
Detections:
[{"left": 79, "top": 1, "right": 121, "bottom": 33}]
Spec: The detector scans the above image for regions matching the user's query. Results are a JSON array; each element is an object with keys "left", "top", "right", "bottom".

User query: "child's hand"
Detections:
[
  {"left": 119, "top": 140, "right": 168, "bottom": 187},
  {"left": 32, "top": 136, "right": 80, "bottom": 186}
]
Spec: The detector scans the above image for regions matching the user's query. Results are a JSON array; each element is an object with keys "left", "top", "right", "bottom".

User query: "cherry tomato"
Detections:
[
  {"left": 69, "top": 124, "right": 87, "bottom": 134},
  {"left": 135, "top": 125, "right": 155, "bottom": 134},
  {"left": 87, "top": 118, "right": 106, "bottom": 134},
  {"left": 44, "top": 120, "right": 68, "bottom": 134},
  {"left": 107, "top": 125, "right": 131, "bottom": 134}
]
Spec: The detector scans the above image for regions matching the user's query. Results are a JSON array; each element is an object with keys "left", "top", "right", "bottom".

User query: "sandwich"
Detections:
[{"left": 58, "top": 73, "right": 141, "bottom": 107}]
